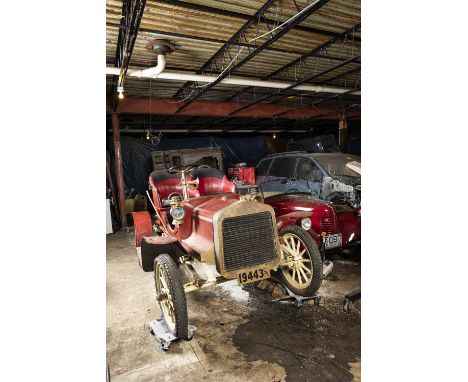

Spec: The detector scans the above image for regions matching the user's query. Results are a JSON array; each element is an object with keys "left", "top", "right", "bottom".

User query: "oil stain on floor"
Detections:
[{"left": 233, "top": 283, "right": 361, "bottom": 382}]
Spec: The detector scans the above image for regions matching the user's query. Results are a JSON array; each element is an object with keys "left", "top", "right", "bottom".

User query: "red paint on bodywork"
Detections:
[
  {"left": 264, "top": 193, "right": 360, "bottom": 248},
  {"left": 132, "top": 211, "right": 152, "bottom": 246},
  {"left": 336, "top": 209, "right": 361, "bottom": 245},
  {"left": 178, "top": 194, "right": 240, "bottom": 256},
  {"left": 144, "top": 235, "right": 178, "bottom": 245},
  {"left": 197, "top": 176, "right": 236, "bottom": 195}
]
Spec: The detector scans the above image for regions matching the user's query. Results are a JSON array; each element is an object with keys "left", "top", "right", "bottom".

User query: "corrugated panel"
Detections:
[
  {"left": 106, "top": 0, "right": 360, "bottom": 101},
  {"left": 106, "top": 0, "right": 359, "bottom": 54}
]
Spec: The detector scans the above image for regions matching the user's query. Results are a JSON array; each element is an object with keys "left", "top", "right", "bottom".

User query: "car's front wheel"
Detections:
[
  {"left": 278, "top": 225, "right": 323, "bottom": 297},
  {"left": 154, "top": 254, "right": 189, "bottom": 340}
]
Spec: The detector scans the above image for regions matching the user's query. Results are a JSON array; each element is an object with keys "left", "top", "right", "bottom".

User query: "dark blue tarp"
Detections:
[
  {"left": 348, "top": 131, "right": 361, "bottom": 155},
  {"left": 107, "top": 135, "right": 268, "bottom": 194}
]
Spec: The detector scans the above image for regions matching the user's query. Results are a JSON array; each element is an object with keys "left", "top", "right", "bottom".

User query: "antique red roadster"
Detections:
[{"left": 132, "top": 165, "right": 325, "bottom": 341}]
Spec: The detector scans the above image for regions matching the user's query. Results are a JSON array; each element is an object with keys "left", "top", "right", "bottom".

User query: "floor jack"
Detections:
[
  {"left": 272, "top": 260, "right": 333, "bottom": 307},
  {"left": 148, "top": 317, "right": 197, "bottom": 351},
  {"left": 273, "top": 285, "right": 321, "bottom": 307}
]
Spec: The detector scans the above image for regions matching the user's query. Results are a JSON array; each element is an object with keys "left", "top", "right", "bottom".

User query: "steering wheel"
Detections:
[{"left": 168, "top": 164, "right": 198, "bottom": 175}]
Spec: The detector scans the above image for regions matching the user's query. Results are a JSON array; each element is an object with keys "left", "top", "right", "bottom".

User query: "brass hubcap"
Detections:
[
  {"left": 155, "top": 265, "right": 176, "bottom": 331},
  {"left": 280, "top": 233, "right": 313, "bottom": 289}
]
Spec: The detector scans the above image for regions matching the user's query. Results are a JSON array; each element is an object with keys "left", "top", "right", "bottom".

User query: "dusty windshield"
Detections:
[
  {"left": 313, "top": 154, "right": 361, "bottom": 179},
  {"left": 259, "top": 178, "right": 316, "bottom": 199}
]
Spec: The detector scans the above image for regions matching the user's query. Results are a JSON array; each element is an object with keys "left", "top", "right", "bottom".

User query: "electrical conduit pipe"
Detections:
[{"left": 106, "top": 65, "right": 360, "bottom": 95}]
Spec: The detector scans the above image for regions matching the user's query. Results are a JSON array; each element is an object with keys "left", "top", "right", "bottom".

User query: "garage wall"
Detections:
[{"left": 106, "top": 135, "right": 268, "bottom": 193}]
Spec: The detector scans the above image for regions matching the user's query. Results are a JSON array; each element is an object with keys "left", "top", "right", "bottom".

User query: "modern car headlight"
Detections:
[
  {"left": 170, "top": 206, "right": 185, "bottom": 220},
  {"left": 301, "top": 217, "right": 312, "bottom": 231}
]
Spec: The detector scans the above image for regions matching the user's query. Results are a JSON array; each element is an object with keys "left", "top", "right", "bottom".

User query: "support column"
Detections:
[
  {"left": 112, "top": 113, "right": 128, "bottom": 228},
  {"left": 338, "top": 118, "right": 348, "bottom": 153}
]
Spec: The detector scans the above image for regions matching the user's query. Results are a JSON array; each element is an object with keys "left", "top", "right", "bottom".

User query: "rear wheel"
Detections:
[
  {"left": 154, "top": 254, "right": 189, "bottom": 340},
  {"left": 278, "top": 225, "right": 323, "bottom": 297}
]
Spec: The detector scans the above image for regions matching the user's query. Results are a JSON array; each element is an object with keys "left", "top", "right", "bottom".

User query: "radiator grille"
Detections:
[
  {"left": 221, "top": 211, "right": 277, "bottom": 272},
  {"left": 320, "top": 216, "right": 337, "bottom": 235}
]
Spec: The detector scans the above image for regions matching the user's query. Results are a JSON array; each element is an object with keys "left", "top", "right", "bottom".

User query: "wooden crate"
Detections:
[{"left": 151, "top": 147, "right": 223, "bottom": 171}]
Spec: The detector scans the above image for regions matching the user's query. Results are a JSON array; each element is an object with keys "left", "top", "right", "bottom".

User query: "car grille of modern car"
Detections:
[
  {"left": 221, "top": 211, "right": 277, "bottom": 272},
  {"left": 320, "top": 216, "right": 337, "bottom": 235}
]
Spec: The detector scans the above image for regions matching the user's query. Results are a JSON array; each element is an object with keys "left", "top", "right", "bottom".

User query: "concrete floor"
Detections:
[{"left": 107, "top": 231, "right": 361, "bottom": 382}]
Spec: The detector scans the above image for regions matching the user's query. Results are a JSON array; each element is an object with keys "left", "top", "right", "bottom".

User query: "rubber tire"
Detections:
[
  {"left": 154, "top": 254, "right": 189, "bottom": 340},
  {"left": 278, "top": 225, "right": 323, "bottom": 297}
]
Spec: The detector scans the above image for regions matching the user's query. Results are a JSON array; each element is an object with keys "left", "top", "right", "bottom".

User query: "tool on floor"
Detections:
[{"left": 148, "top": 317, "right": 197, "bottom": 351}]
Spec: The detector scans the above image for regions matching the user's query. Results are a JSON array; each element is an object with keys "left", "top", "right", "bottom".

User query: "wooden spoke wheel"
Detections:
[
  {"left": 154, "top": 254, "right": 189, "bottom": 339},
  {"left": 279, "top": 225, "right": 323, "bottom": 297}
]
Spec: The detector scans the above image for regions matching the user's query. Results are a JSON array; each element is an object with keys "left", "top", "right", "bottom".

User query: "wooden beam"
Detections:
[
  {"left": 107, "top": 97, "right": 360, "bottom": 120},
  {"left": 111, "top": 113, "right": 128, "bottom": 228}
]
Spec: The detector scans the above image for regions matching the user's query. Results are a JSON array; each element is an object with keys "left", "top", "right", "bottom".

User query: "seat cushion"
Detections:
[
  {"left": 192, "top": 167, "right": 236, "bottom": 195},
  {"left": 149, "top": 170, "right": 200, "bottom": 204}
]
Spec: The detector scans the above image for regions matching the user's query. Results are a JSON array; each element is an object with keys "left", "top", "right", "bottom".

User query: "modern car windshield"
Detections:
[{"left": 314, "top": 155, "right": 361, "bottom": 178}]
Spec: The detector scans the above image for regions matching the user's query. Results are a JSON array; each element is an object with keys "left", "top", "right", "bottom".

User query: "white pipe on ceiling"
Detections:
[
  {"left": 126, "top": 54, "right": 166, "bottom": 78},
  {"left": 106, "top": 66, "right": 360, "bottom": 95}
]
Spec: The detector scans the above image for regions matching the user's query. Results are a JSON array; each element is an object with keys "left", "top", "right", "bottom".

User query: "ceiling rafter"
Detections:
[
  {"left": 106, "top": 1, "right": 361, "bottom": 134},
  {"left": 156, "top": 0, "right": 360, "bottom": 41},
  {"left": 226, "top": 55, "right": 360, "bottom": 117},
  {"left": 107, "top": 22, "right": 355, "bottom": 61},
  {"left": 225, "top": 23, "right": 360, "bottom": 104},
  {"left": 246, "top": 87, "right": 360, "bottom": 133},
  {"left": 172, "top": 0, "right": 278, "bottom": 101},
  {"left": 174, "top": 0, "right": 332, "bottom": 113}
]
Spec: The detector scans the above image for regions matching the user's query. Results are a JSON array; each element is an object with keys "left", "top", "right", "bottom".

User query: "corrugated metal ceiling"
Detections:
[{"left": 106, "top": 0, "right": 360, "bottom": 129}]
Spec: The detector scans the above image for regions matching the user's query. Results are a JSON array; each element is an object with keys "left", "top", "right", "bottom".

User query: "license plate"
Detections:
[
  {"left": 237, "top": 268, "right": 270, "bottom": 285},
  {"left": 324, "top": 233, "right": 342, "bottom": 249}
]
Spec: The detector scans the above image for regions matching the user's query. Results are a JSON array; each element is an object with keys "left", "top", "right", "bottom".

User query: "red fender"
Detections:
[
  {"left": 140, "top": 235, "right": 185, "bottom": 272},
  {"left": 276, "top": 211, "right": 322, "bottom": 247},
  {"left": 276, "top": 211, "right": 311, "bottom": 231},
  {"left": 132, "top": 211, "right": 152, "bottom": 247}
]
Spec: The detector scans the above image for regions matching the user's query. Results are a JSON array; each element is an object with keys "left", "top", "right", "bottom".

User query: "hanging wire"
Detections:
[{"left": 170, "top": 0, "right": 322, "bottom": 104}]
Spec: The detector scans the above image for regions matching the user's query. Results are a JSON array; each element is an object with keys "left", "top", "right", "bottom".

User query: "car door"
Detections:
[
  {"left": 294, "top": 158, "right": 323, "bottom": 197},
  {"left": 258, "top": 157, "right": 297, "bottom": 194},
  {"left": 255, "top": 158, "right": 273, "bottom": 184}
]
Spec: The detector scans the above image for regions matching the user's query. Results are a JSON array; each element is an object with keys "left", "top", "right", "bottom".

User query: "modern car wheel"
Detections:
[
  {"left": 154, "top": 254, "right": 189, "bottom": 340},
  {"left": 278, "top": 225, "right": 323, "bottom": 297}
]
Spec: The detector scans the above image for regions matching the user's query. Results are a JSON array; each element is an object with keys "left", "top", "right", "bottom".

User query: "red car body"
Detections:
[
  {"left": 133, "top": 168, "right": 286, "bottom": 272},
  {"left": 263, "top": 193, "right": 361, "bottom": 253}
]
